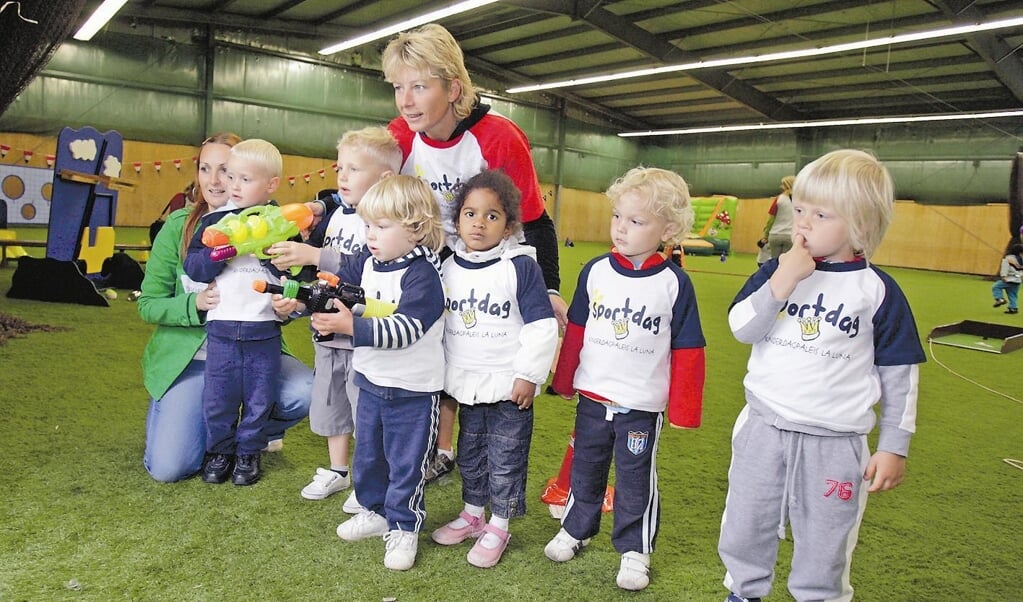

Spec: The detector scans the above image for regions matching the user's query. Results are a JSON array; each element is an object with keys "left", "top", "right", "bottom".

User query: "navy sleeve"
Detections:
[
  {"left": 669, "top": 267, "right": 707, "bottom": 349},
  {"left": 182, "top": 212, "right": 226, "bottom": 283},
  {"left": 512, "top": 255, "right": 556, "bottom": 324},
  {"left": 566, "top": 256, "right": 602, "bottom": 326},
  {"left": 872, "top": 267, "right": 926, "bottom": 366}
]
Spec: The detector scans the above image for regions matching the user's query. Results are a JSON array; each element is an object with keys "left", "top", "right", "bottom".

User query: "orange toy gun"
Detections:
[
  {"left": 253, "top": 272, "right": 397, "bottom": 341},
  {"left": 202, "top": 203, "right": 314, "bottom": 263}
]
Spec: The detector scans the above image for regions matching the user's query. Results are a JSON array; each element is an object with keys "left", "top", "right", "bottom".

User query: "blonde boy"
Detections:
[
  {"left": 183, "top": 138, "right": 284, "bottom": 486},
  {"left": 546, "top": 167, "right": 706, "bottom": 591},
  {"left": 719, "top": 149, "right": 926, "bottom": 602},
  {"left": 269, "top": 127, "right": 401, "bottom": 507}
]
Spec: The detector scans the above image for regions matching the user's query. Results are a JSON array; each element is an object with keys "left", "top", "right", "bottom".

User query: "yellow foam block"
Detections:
[
  {"left": 0, "top": 229, "right": 28, "bottom": 259},
  {"left": 78, "top": 227, "right": 115, "bottom": 273}
]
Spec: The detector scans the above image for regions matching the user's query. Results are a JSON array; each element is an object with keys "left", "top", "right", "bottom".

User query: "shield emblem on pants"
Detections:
[{"left": 627, "top": 430, "right": 648, "bottom": 455}]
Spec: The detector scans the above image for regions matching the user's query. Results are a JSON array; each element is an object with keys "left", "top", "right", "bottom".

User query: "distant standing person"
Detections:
[
  {"left": 759, "top": 175, "right": 795, "bottom": 260},
  {"left": 992, "top": 243, "right": 1023, "bottom": 314}
]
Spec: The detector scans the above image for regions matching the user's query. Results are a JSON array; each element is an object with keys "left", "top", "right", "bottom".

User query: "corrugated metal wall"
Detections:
[{"left": 1, "top": 29, "right": 1019, "bottom": 204}]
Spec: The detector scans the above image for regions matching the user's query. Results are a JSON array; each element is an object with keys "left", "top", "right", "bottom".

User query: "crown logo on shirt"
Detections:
[
  {"left": 612, "top": 318, "right": 629, "bottom": 340},
  {"left": 460, "top": 308, "right": 477, "bottom": 329},
  {"left": 797, "top": 315, "right": 821, "bottom": 341}
]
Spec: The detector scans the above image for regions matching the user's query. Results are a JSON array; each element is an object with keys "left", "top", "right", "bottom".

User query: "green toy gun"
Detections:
[{"left": 201, "top": 203, "right": 314, "bottom": 262}]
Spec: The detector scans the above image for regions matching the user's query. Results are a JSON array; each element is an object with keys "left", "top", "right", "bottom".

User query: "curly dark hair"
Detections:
[{"left": 451, "top": 169, "right": 522, "bottom": 231}]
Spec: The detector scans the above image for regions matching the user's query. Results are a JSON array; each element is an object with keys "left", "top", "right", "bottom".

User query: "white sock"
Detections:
[
  {"left": 448, "top": 503, "right": 484, "bottom": 529},
  {"left": 437, "top": 448, "right": 455, "bottom": 461},
  {"left": 478, "top": 515, "right": 509, "bottom": 549}
]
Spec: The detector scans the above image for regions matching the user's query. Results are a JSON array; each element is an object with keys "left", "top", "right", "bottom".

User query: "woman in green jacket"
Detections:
[{"left": 138, "top": 133, "right": 312, "bottom": 482}]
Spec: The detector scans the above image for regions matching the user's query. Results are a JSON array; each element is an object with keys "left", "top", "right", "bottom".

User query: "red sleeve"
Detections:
[
  {"left": 477, "top": 115, "right": 544, "bottom": 223},
  {"left": 387, "top": 117, "right": 415, "bottom": 162},
  {"left": 551, "top": 321, "right": 585, "bottom": 396},
  {"left": 667, "top": 347, "right": 705, "bottom": 428},
  {"left": 767, "top": 197, "right": 779, "bottom": 216}
]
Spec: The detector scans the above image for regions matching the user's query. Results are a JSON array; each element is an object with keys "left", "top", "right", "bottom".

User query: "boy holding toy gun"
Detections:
[
  {"left": 183, "top": 138, "right": 312, "bottom": 486},
  {"left": 267, "top": 127, "right": 402, "bottom": 510}
]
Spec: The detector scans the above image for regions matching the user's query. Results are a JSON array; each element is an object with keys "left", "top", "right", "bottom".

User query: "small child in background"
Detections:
[
  {"left": 182, "top": 138, "right": 286, "bottom": 486},
  {"left": 546, "top": 166, "right": 706, "bottom": 591},
  {"left": 269, "top": 127, "right": 401, "bottom": 507},
  {"left": 321, "top": 175, "right": 446, "bottom": 572},
  {"left": 719, "top": 149, "right": 926, "bottom": 602},
  {"left": 992, "top": 243, "right": 1023, "bottom": 314},
  {"left": 431, "top": 170, "right": 559, "bottom": 568}
]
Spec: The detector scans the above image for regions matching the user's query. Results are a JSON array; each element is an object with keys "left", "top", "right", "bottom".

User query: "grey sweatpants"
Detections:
[{"left": 718, "top": 405, "right": 870, "bottom": 602}]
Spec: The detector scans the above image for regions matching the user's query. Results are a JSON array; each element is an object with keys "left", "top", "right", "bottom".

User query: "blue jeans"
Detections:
[
  {"left": 457, "top": 401, "right": 533, "bottom": 519},
  {"left": 993, "top": 280, "right": 1020, "bottom": 310},
  {"left": 143, "top": 354, "right": 312, "bottom": 482}
]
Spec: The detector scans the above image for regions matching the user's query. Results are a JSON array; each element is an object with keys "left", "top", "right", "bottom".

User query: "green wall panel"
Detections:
[{"left": 48, "top": 36, "right": 202, "bottom": 90}]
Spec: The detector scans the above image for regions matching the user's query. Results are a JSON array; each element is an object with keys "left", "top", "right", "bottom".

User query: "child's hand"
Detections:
[
  {"left": 510, "top": 378, "right": 537, "bottom": 409},
  {"left": 301, "top": 201, "right": 325, "bottom": 237},
  {"left": 271, "top": 287, "right": 302, "bottom": 319},
  {"left": 268, "top": 241, "right": 320, "bottom": 271},
  {"left": 549, "top": 293, "right": 569, "bottom": 330},
  {"left": 865, "top": 450, "right": 906, "bottom": 492},
  {"left": 769, "top": 233, "right": 816, "bottom": 300},
  {"left": 310, "top": 303, "right": 354, "bottom": 337},
  {"left": 195, "top": 281, "right": 219, "bottom": 311}
]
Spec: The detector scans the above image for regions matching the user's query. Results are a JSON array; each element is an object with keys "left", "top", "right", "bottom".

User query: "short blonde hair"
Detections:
[
  {"left": 357, "top": 175, "right": 445, "bottom": 253},
  {"left": 793, "top": 149, "right": 894, "bottom": 258},
  {"left": 382, "top": 24, "right": 476, "bottom": 120},
  {"left": 338, "top": 126, "right": 402, "bottom": 173},
  {"left": 606, "top": 167, "right": 694, "bottom": 245},
  {"left": 230, "top": 138, "right": 282, "bottom": 178}
]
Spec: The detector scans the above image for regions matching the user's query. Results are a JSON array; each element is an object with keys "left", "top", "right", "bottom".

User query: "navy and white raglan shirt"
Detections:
[
  {"left": 335, "top": 245, "right": 445, "bottom": 395},
  {"left": 182, "top": 205, "right": 284, "bottom": 340},
  {"left": 305, "top": 193, "right": 366, "bottom": 351},
  {"left": 388, "top": 103, "right": 560, "bottom": 292},
  {"left": 441, "top": 237, "right": 559, "bottom": 405},
  {"left": 728, "top": 257, "right": 926, "bottom": 456},
  {"left": 551, "top": 251, "right": 706, "bottom": 426}
]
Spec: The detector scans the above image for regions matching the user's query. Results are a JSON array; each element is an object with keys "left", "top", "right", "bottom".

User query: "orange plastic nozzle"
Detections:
[
  {"left": 202, "top": 229, "right": 231, "bottom": 248},
  {"left": 316, "top": 271, "right": 340, "bottom": 286},
  {"left": 280, "top": 203, "right": 315, "bottom": 231},
  {"left": 252, "top": 280, "right": 269, "bottom": 293}
]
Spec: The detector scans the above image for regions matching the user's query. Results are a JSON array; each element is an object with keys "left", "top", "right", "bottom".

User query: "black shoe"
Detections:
[
  {"left": 232, "top": 453, "right": 261, "bottom": 486},
  {"left": 994, "top": 298, "right": 1007, "bottom": 307},
  {"left": 1006, "top": 308, "right": 1019, "bottom": 314},
  {"left": 201, "top": 453, "right": 234, "bottom": 484}
]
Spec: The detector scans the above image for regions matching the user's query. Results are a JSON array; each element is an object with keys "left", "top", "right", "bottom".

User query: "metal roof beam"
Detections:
[{"left": 932, "top": 0, "right": 1023, "bottom": 104}]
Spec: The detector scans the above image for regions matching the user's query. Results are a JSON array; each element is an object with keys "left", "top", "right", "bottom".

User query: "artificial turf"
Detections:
[{"left": 0, "top": 243, "right": 1020, "bottom": 601}]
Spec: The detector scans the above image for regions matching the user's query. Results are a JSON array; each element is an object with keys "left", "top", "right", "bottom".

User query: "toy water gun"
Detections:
[
  {"left": 201, "top": 203, "right": 314, "bottom": 262},
  {"left": 253, "top": 272, "right": 397, "bottom": 341}
]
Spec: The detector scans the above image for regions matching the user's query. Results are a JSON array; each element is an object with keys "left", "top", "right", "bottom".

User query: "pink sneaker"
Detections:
[
  {"left": 467, "top": 524, "right": 510, "bottom": 568},
  {"left": 431, "top": 511, "right": 485, "bottom": 546}
]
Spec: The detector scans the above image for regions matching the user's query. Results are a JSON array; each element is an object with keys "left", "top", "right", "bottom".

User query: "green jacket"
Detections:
[
  {"left": 138, "top": 207, "right": 294, "bottom": 399},
  {"left": 138, "top": 208, "right": 209, "bottom": 399}
]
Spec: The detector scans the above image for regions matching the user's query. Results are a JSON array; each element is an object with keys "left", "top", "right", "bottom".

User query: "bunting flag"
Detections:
[{"left": 0, "top": 138, "right": 334, "bottom": 182}]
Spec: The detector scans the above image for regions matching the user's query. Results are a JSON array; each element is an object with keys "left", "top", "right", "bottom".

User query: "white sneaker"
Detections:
[
  {"left": 544, "top": 528, "right": 590, "bottom": 562},
  {"left": 383, "top": 530, "right": 418, "bottom": 571},
  {"left": 616, "top": 551, "right": 650, "bottom": 591},
  {"left": 300, "top": 467, "right": 350, "bottom": 500},
  {"left": 342, "top": 491, "right": 366, "bottom": 514},
  {"left": 336, "top": 511, "right": 388, "bottom": 541},
  {"left": 262, "top": 439, "right": 283, "bottom": 453}
]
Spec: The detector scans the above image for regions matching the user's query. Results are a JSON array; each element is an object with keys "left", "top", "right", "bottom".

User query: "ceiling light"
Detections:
[
  {"left": 508, "top": 16, "right": 1023, "bottom": 94},
  {"left": 73, "top": 0, "right": 130, "bottom": 41},
  {"left": 319, "top": 0, "right": 499, "bottom": 55},
  {"left": 617, "top": 110, "right": 1023, "bottom": 137}
]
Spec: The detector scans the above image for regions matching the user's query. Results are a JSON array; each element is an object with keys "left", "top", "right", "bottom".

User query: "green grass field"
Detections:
[{"left": 0, "top": 243, "right": 1020, "bottom": 601}]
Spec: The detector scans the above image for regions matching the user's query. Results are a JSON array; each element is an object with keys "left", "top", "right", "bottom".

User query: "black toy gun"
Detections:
[{"left": 253, "top": 272, "right": 396, "bottom": 341}]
